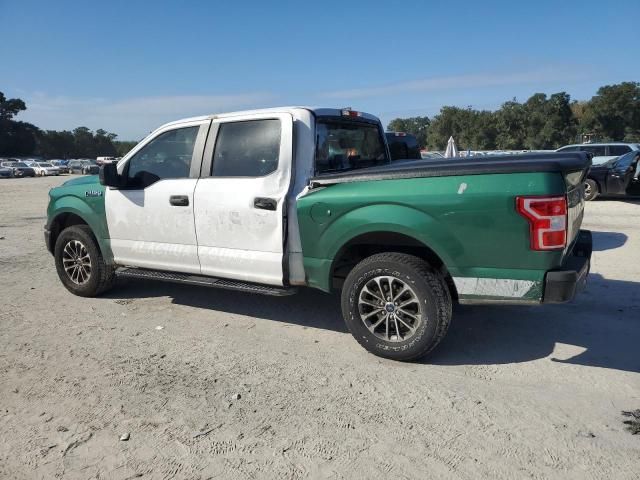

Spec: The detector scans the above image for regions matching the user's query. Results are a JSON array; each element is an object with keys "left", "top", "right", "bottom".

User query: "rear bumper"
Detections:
[{"left": 543, "top": 230, "right": 592, "bottom": 303}]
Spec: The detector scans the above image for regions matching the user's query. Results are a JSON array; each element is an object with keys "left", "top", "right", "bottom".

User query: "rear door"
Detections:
[{"left": 192, "top": 113, "right": 293, "bottom": 285}]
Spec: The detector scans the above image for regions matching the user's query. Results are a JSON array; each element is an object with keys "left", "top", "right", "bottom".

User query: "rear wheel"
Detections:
[
  {"left": 54, "top": 225, "right": 115, "bottom": 296},
  {"left": 341, "top": 253, "right": 452, "bottom": 361},
  {"left": 584, "top": 178, "right": 599, "bottom": 201}
]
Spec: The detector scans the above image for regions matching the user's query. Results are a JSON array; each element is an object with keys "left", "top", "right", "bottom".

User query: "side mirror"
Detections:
[{"left": 99, "top": 162, "right": 122, "bottom": 188}]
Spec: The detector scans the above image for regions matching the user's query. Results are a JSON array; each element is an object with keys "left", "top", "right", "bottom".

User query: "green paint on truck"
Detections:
[{"left": 297, "top": 172, "right": 566, "bottom": 300}]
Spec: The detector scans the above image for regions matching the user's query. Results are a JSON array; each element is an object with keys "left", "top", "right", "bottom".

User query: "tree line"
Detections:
[
  {"left": 0, "top": 91, "right": 137, "bottom": 159},
  {"left": 3, "top": 82, "right": 639, "bottom": 157},
  {"left": 387, "top": 81, "right": 640, "bottom": 151}
]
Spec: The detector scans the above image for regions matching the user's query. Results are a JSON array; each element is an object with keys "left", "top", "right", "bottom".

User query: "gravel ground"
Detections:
[{"left": 1, "top": 175, "right": 639, "bottom": 479}]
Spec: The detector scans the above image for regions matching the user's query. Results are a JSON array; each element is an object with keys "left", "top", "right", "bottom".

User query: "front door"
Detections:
[
  {"left": 106, "top": 121, "right": 208, "bottom": 273},
  {"left": 192, "top": 113, "right": 293, "bottom": 285}
]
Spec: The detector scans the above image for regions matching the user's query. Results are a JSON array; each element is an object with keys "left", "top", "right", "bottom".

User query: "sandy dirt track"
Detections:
[{"left": 0, "top": 175, "right": 639, "bottom": 479}]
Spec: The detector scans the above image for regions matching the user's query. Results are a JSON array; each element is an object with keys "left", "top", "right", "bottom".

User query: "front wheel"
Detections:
[
  {"left": 584, "top": 178, "right": 599, "bottom": 201},
  {"left": 54, "top": 225, "right": 115, "bottom": 297},
  {"left": 341, "top": 253, "right": 452, "bottom": 361}
]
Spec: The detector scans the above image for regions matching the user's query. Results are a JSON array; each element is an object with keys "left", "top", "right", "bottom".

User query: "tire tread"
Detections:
[{"left": 342, "top": 252, "right": 452, "bottom": 361}]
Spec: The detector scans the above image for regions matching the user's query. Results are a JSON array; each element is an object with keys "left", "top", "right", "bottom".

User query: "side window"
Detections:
[
  {"left": 609, "top": 145, "right": 631, "bottom": 156},
  {"left": 126, "top": 126, "right": 199, "bottom": 187},
  {"left": 581, "top": 145, "right": 607, "bottom": 156},
  {"left": 211, "top": 119, "right": 281, "bottom": 177}
]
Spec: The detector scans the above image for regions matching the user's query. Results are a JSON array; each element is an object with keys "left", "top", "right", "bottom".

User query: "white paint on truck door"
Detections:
[
  {"left": 193, "top": 113, "right": 293, "bottom": 285},
  {"left": 106, "top": 179, "right": 200, "bottom": 272},
  {"left": 106, "top": 123, "right": 205, "bottom": 273}
]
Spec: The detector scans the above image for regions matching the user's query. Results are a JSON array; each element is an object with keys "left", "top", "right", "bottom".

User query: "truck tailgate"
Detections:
[{"left": 564, "top": 162, "right": 589, "bottom": 248}]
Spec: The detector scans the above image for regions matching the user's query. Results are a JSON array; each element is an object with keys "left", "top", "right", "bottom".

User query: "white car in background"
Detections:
[
  {"left": 556, "top": 143, "right": 640, "bottom": 165},
  {"left": 37, "top": 162, "right": 61, "bottom": 176},
  {"left": 22, "top": 160, "right": 47, "bottom": 176}
]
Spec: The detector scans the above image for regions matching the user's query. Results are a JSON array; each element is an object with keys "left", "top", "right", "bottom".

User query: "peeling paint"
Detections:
[{"left": 453, "top": 277, "right": 540, "bottom": 299}]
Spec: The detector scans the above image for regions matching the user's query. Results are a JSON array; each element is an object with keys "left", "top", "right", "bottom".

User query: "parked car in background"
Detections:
[
  {"left": 37, "top": 162, "right": 61, "bottom": 176},
  {"left": 22, "top": 160, "right": 47, "bottom": 176},
  {"left": 1, "top": 161, "right": 36, "bottom": 177},
  {"left": 96, "top": 156, "right": 117, "bottom": 166},
  {"left": 584, "top": 151, "right": 640, "bottom": 200},
  {"left": 68, "top": 159, "right": 100, "bottom": 175},
  {"left": 385, "top": 132, "right": 421, "bottom": 161},
  {"left": 420, "top": 151, "right": 445, "bottom": 160},
  {"left": 556, "top": 143, "right": 640, "bottom": 165},
  {"left": 50, "top": 160, "right": 70, "bottom": 174},
  {"left": 0, "top": 165, "right": 13, "bottom": 178}
]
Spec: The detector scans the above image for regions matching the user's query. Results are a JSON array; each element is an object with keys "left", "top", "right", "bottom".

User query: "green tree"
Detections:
[
  {"left": 37, "top": 130, "right": 76, "bottom": 159},
  {"left": 386, "top": 116, "right": 430, "bottom": 147},
  {"left": 94, "top": 129, "right": 118, "bottom": 156},
  {"left": 427, "top": 106, "right": 496, "bottom": 151},
  {"left": 581, "top": 82, "right": 640, "bottom": 141},
  {"left": 0, "top": 91, "right": 40, "bottom": 156},
  {"left": 522, "top": 92, "right": 576, "bottom": 149},
  {"left": 113, "top": 140, "right": 138, "bottom": 157}
]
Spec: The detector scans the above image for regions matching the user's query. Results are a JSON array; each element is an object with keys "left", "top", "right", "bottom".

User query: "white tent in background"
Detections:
[{"left": 444, "top": 136, "right": 458, "bottom": 158}]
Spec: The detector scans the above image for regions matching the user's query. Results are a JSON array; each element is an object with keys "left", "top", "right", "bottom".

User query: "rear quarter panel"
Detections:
[{"left": 297, "top": 172, "right": 567, "bottom": 300}]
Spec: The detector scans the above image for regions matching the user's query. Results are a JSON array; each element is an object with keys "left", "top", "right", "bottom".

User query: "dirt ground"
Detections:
[{"left": 1, "top": 175, "right": 638, "bottom": 480}]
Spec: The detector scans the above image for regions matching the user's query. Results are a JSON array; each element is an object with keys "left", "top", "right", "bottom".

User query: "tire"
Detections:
[
  {"left": 584, "top": 178, "right": 599, "bottom": 201},
  {"left": 341, "top": 252, "right": 452, "bottom": 361},
  {"left": 54, "top": 225, "right": 115, "bottom": 297}
]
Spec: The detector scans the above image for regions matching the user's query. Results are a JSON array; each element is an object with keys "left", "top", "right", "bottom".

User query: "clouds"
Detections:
[
  {"left": 18, "top": 92, "right": 276, "bottom": 139},
  {"left": 15, "top": 65, "right": 597, "bottom": 139},
  {"left": 320, "top": 67, "right": 593, "bottom": 100}
]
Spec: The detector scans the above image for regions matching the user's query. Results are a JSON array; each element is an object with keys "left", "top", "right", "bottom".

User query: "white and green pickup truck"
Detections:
[{"left": 45, "top": 107, "right": 592, "bottom": 360}]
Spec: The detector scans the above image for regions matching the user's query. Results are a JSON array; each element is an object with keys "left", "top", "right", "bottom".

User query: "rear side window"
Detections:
[
  {"left": 212, "top": 119, "right": 281, "bottom": 177},
  {"left": 316, "top": 119, "right": 388, "bottom": 174},
  {"left": 609, "top": 145, "right": 631, "bottom": 156},
  {"left": 581, "top": 145, "right": 607, "bottom": 156}
]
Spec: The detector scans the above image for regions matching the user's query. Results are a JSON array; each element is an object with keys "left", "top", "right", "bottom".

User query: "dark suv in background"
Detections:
[
  {"left": 1, "top": 161, "right": 36, "bottom": 177},
  {"left": 385, "top": 132, "right": 421, "bottom": 161}
]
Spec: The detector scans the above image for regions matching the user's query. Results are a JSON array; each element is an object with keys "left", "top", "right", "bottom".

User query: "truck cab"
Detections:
[{"left": 47, "top": 108, "right": 389, "bottom": 288}]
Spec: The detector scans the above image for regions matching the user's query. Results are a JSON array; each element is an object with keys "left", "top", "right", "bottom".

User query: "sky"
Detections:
[{"left": 1, "top": 0, "right": 639, "bottom": 140}]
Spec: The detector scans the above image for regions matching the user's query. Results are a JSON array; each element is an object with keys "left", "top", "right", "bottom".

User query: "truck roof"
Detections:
[{"left": 157, "top": 107, "right": 381, "bottom": 131}]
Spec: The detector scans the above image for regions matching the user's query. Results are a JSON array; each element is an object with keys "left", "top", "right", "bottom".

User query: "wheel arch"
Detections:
[
  {"left": 329, "top": 230, "right": 458, "bottom": 301},
  {"left": 48, "top": 211, "right": 90, "bottom": 252},
  {"left": 47, "top": 202, "right": 112, "bottom": 263},
  {"left": 586, "top": 175, "right": 602, "bottom": 192}
]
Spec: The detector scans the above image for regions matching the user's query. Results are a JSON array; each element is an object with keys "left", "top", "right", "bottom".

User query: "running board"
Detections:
[{"left": 115, "top": 267, "right": 296, "bottom": 296}]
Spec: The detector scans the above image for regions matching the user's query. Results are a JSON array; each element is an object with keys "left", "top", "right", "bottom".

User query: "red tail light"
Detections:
[
  {"left": 341, "top": 109, "right": 362, "bottom": 117},
  {"left": 516, "top": 196, "right": 567, "bottom": 250}
]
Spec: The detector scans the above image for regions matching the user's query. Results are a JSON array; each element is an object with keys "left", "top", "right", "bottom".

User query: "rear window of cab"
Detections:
[{"left": 315, "top": 118, "right": 389, "bottom": 175}]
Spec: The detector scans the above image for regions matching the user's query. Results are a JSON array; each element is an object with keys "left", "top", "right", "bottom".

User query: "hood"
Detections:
[{"left": 61, "top": 175, "right": 100, "bottom": 187}]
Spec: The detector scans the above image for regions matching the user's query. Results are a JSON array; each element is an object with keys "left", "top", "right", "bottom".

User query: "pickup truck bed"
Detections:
[{"left": 310, "top": 153, "right": 591, "bottom": 186}]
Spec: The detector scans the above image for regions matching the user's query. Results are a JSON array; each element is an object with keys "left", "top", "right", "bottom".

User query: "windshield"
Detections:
[
  {"left": 315, "top": 119, "right": 389, "bottom": 174},
  {"left": 15, "top": 162, "right": 28, "bottom": 167}
]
